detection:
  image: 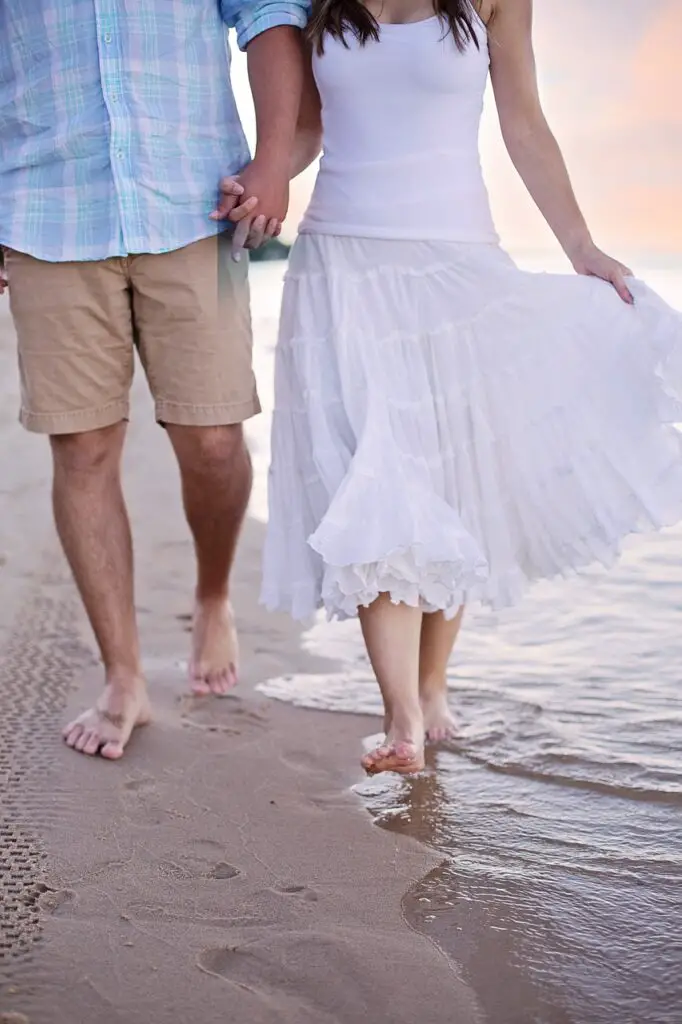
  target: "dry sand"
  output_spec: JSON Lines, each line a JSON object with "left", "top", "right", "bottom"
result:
{"left": 0, "top": 296, "right": 484, "bottom": 1024}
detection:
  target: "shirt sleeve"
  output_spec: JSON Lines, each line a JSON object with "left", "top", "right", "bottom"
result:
{"left": 221, "top": 0, "right": 311, "bottom": 52}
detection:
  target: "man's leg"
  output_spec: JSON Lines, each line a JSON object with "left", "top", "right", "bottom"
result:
{"left": 130, "top": 235, "right": 260, "bottom": 696}
{"left": 55, "top": 425, "right": 150, "bottom": 756}
{"left": 167, "top": 423, "right": 252, "bottom": 695}
{"left": 5, "top": 249, "right": 148, "bottom": 756}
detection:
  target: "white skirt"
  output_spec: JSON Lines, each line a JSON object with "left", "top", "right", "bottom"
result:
{"left": 261, "top": 236, "right": 682, "bottom": 621}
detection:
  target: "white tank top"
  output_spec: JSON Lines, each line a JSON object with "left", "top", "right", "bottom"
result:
{"left": 300, "top": 14, "right": 498, "bottom": 243}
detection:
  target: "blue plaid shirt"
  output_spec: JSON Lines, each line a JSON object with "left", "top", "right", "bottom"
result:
{"left": 0, "top": 0, "right": 309, "bottom": 262}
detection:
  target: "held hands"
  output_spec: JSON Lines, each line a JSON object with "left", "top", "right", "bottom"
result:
{"left": 211, "top": 159, "right": 289, "bottom": 262}
{"left": 567, "top": 240, "right": 635, "bottom": 305}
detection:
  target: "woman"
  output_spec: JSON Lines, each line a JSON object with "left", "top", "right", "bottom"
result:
{"left": 260, "top": 0, "right": 682, "bottom": 775}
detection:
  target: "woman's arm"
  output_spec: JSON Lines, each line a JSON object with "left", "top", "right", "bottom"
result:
{"left": 488, "top": 0, "right": 634, "bottom": 302}
{"left": 290, "top": 42, "right": 323, "bottom": 180}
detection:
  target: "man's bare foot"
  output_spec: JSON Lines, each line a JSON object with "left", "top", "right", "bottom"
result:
{"left": 62, "top": 679, "right": 151, "bottom": 759}
{"left": 189, "top": 597, "right": 239, "bottom": 697}
{"left": 421, "top": 688, "right": 458, "bottom": 743}
{"left": 362, "top": 714, "right": 425, "bottom": 776}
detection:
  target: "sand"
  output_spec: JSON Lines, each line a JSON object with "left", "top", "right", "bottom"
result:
{"left": 0, "top": 296, "right": 484, "bottom": 1024}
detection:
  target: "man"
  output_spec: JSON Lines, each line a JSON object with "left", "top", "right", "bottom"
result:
{"left": 0, "top": 1, "right": 309, "bottom": 759}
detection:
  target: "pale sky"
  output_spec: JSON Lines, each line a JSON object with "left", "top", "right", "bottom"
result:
{"left": 230, "top": 0, "right": 682, "bottom": 253}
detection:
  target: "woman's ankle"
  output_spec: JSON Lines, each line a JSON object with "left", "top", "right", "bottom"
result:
{"left": 419, "top": 674, "right": 448, "bottom": 701}
{"left": 388, "top": 704, "right": 424, "bottom": 740}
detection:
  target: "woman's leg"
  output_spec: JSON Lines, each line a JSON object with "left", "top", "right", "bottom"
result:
{"left": 418, "top": 606, "right": 464, "bottom": 742}
{"left": 358, "top": 595, "right": 425, "bottom": 775}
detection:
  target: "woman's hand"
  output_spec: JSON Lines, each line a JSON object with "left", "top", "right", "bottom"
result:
{"left": 488, "top": 1, "right": 635, "bottom": 308}
{"left": 568, "top": 240, "right": 635, "bottom": 305}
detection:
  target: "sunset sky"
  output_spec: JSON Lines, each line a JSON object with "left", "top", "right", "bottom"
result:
{"left": 230, "top": 0, "right": 681, "bottom": 255}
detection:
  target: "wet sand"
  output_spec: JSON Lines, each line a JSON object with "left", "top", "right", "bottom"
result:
{"left": 0, "top": 296, "right": 483, "bottom": 1023}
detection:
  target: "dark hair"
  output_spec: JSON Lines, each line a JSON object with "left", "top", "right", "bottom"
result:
{"left": 307, "top": 0, "right": 481, "bottom": 54}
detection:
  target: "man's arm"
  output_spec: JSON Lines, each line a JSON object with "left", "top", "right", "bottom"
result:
{"left": 217, "top": 1, "right": 310, "bottom": 247}
{"left": 247, "top": 25, "right": 305, "bottom": 181}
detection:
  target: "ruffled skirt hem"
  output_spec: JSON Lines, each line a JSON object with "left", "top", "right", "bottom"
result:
{"left": 261, "top": 237, "right": 682, "bottom": 621}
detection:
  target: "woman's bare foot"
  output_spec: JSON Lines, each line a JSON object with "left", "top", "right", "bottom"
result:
{"left": 421, "top": 687, "right": 458, "bottom": 743}
{"left": 63, "top": 678, "right": 151, "bottom": 759}
{"left": 362, "top": 737, "right": 425, "bottom": 776}
{"left": 190, "top": 597, "right": 239, "bottom": 696}
{"left": 362, "top": 712, "right": 425, "bottom": 776}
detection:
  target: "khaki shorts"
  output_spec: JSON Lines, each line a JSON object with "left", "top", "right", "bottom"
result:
{"left": 5, "top": 234, "right": 260, "bottom": 434}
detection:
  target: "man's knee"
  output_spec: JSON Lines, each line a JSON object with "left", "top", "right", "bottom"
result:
{"left": 50, "top": 423, "right": 124, "bottom": 476}
{"left": 169, "top": 424, "right": 247, "bottom": 472}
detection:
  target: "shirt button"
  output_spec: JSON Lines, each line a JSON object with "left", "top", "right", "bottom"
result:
{"left": 111, "top": 94, "right": 118, "bottom": 102}
{"left": 104, "top": 33, "right": 112, "bottom": 43}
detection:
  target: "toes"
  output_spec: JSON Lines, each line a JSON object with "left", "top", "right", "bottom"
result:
{"left": 83, "top": 731, "right": 103, "bottom": 756}
{"left": 362, "top": 744, "right": 394, "bottom": 774}
{"left": 425, "top": 722, "right": 457, "bottom": 743}
{"left": 192, "top": 665, "right": 239, "bottom": 697}
{"left": 210, "top": 670, "right": 233, "bottom": 697}
{"left": 363, "top": 741, "right": 424, "bottom": 776}
{"left": 100, "top": 740, "right": 125, "bottom": 760}
{"left": 64, "top": 724, "right": 84, "bottom": 749}
{"left": 362, "top": 745, "right": 390, "bottom": 767}
{"left": 190, "top": 664, "right": 239, "bottom": 697}
{"left": 190, "top": 672, "right": 212, "bottom": 696}
{"left": 74, "top": 729, "right": 92, "bottom": 753}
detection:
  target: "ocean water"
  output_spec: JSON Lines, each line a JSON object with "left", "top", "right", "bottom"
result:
{"left": 248, "top": 254, "right": 682, "bottom": 1024}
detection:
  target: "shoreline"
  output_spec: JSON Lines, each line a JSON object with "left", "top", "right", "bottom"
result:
{"left": 0, "top": 298, "right": 483, "bottom": 1023}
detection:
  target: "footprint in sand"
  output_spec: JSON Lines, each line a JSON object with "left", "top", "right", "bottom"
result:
{"left": 155, "top": 856, "right": 240, "bottom": 882}
{"left": 180, "top": 697, "right": 268, "bottom": 736}
{"left": 123, "top": 774, "right": 156, "bottom": 794}
{"left": 196, "top": 932, "right": 349, "bottom": 1008}
{"left": 197, "top": 946, "right": 241, "bottom": 980}
{"left": 274, "top": 884, "right": 318, "bottom": 902}
{"left": 156, "top": 860, "right": 196, "bottom": 882}
{"left": 306, "top": 791, "right": 354, "bottom": 812}
{"left": 207, "top": 862, "right": 240, "bottom": 880}
{"left": 279, "top": 749, "right": 326, "bottom": 775}
{"left": 190, "top": 838, "right": 223, "bottom": 854}
{"left": 155, "top": 841, "right": 241, "bottom": 882}
{"left": 38, "top": 887, "right": 75, "bottom": 915}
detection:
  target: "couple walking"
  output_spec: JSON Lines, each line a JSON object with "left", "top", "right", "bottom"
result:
{"left": 2, "top": 0, "right": 681, "bottom": 776}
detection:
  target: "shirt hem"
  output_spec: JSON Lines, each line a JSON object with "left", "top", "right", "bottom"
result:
{"left": 0, "top": 223, "right": 232, "bottom": 264}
